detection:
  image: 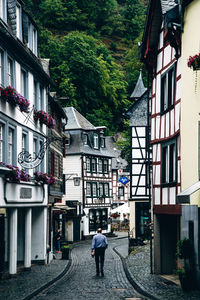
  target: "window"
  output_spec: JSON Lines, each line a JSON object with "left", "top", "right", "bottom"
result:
{"left": 22, "top": 133, "right": 27, "bottom": 152}
{"left": 161, "top": 64, "right": 176, "bottom": 113}
{"left": 103, "top": 159, "right": 108, "bottom": 173}
{"left": 0, "top": 123, "right": 4, "bottom": 162}
{"left": 39, "top": 85, "right": 44, "bottom": 110}
{"left": 104, "top": 183, "right": 109, "bottom": 197}
{"left": 101, "top": 137, "right": 105, "bottom": 148}
{"left": 32, "top": 27, "right": 37, "bottom": 55}
{"left": 0, "top": 0, "right": 6, "bottom": 22}
{"left": 91, "top": 158, "right": 97, "bottom": 173}
{"left": 21, "top": 69, "right": 27, "bottom": 97}
{"left": 89, "top": 209, "right": 108, "bottom": 232}
{"left": 118, "top": 186, "right": 124, "bottom": 197}
{"left": 86, "top": 157, "right": 90, "bottom": 172}
{"left": 94, "top": 133, "right": 98, "bottom": 149}
{"left": 34, "top": 80, "right": 38, "bottom": 109}
{"left": 39, "top": 139, "right": 44, "bottom": 172}
{"left": 162, "top": 140, "right": 176, "bottom": 185}
{"left": 98, "top": 159, "right": 103, "bottom": 173}
{"left": 99, "top": 183, "right": 104, "bottom": 197}
{"left": 7, "top": 58, "right": 14, "bottom": 87}
{"left": 8, "top": 127, "right": 14, "bottom": 164}
{"left": 83, "top": 134, "right": 88, "bottom": 145}
{"left": 0, "top": 50, "right": 4, "bottom": 87}
{"left": 16, "top": 4, "right": 21, "bottom": 39}
{"left": 86, "top": 182, "right": 98, "bottom": 197}
{"left": 86, "top": 183, "right": 91, "bottom": 196}
{"left": 92, "top": 183, "right": 97, "bottom": 197}
{"left": 51, "top": 151, "right": 55, "bottom": 176}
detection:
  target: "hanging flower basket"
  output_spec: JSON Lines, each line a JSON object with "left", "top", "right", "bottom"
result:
{"left": 111, "top": 212, "right": 120, "bottom": 219}
{"left": 0, "top": 162, "right": 31, "bottom": 183}
{"left": 0, "top": 86, "right": 30, "bottom": 112}
{"left": 34, "top": 171, "right": 56, "bottom": 185}
{"left": 187, "top": 54, "right": 200, "bottom": 70}
{"left": 34, "top": 110, "right": 56, "bottom": 129}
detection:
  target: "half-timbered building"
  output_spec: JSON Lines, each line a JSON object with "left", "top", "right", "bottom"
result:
{"left": 105, "top": 135, "right": 130, "bottom": 209}
{"left": 63, "top": 107, "right": 112, "bottom": 239}
{"left": 140, "top": 0, "right": 182, "bottom": 274}
{"left": 0, "top": 1, "right": 52, "bottom": 275}
{"left": 126, "top": 73, "right": 150, "bottom": 239}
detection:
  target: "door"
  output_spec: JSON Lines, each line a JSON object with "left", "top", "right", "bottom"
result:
{"left": 73, "top": 218, "right": 80, "bottom": 242}
{"left": 160, "top": 215, "right": 179, "bottom": 274}
{"left": 0, "top": 214, "right": 5, "bottom": 275}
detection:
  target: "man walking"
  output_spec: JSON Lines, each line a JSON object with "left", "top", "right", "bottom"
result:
{"left": 91, "top": 228, "right": 108, "bottom": 277}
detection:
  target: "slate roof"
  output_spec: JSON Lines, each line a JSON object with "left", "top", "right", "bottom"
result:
{"left": 130, "top": 71, "right": 147, "bottom": 99}
{"left": 105, "top": 136, "right": 128, "bottom": 170}
{"left": 64, "top": 107, "right": 96, "bottom": 131}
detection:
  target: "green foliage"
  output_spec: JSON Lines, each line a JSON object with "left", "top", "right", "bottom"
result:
{"left": 22, "top": 0, "right": 147, "bottom": 134}
{"left": 176, "top": 239, "right": 194, "bottom": 259}
{"left": 115, "top": 120, "right": 131, "bottom": 169}
{"left": 125, "top": 32, "right": 147, "bottom": 95}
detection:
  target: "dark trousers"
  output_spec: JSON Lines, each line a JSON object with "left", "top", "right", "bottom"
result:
{"left": 95, "top": 247, "right": 105, "bottom": 274}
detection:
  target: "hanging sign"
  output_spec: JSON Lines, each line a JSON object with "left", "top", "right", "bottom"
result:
{"left": 119, "top": 176, "right": 129, "bottom": 185}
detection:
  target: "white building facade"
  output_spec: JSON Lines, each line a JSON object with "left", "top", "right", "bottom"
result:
{"left": 0, "top": 1, "right": 52, "bottom": 275}
{"left": 63, "top": 107, "right": 112, "bottom": 239}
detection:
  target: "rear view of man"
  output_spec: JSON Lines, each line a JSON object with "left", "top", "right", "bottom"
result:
{"left": 91, "top": 228, "right": 108, "bottom": 277}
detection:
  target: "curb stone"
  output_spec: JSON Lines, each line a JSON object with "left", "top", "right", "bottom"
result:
{"left": 22, "top": 258, "right": 72, "bottom": 300}
{"left": 113, "top": 246, "right": 159, "bottom": 300}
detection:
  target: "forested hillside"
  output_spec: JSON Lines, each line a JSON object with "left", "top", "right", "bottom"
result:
{"left": 23, "top": 0, "right": 147, "bottom": 135}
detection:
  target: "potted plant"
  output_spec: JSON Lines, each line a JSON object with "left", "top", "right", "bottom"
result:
{"left": 61, "top": 245, "right": 72, "bottom": 260}
{"left": 176, "top": 238, "right": 195, "bottom": 291}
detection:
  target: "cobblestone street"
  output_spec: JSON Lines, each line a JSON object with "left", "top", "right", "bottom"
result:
{"left": 32, "top": 238, "right": 144, "bottom": 300}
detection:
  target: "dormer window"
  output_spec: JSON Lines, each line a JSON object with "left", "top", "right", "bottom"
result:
{"left": 101, "top": 137, "right": 105, "bottom": 148}
{"left": 83, "top": 134, "right": 88, "bottom": 145}
{"left": 94, "top": 133, "right": 98, "bottom": 149}
{"left": 0, "top": 0, "right": 7, "bottom": 22}
{"left": 16, "top": 3, "right": 22, "bottom": 40}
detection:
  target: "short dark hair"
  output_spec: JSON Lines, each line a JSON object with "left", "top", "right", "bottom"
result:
{"left": 97, "top": 228, "right": 102, "bottom": 233}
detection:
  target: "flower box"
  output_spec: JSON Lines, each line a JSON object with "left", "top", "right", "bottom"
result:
{"left": 34, "top": 110, "right": 56, "bottom": 129}
{"left": 0, "top": 162, "right": 31, "bottom": 183}
{"left": 0, "top": 86, "right": 30, "bottom": 112}
{"left": 188, "top": 53, "right": 200, "bottom": 70}
{"left": 34, "top": 171, "right": 56, "bottom": 185}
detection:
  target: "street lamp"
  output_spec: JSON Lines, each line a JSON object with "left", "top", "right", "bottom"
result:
{"left": 65, "top": 173, "right": 81, "bottom": 186}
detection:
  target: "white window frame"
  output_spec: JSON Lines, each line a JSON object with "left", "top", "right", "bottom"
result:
{"left": 7, "top": 57, "right": 14, "bottom": 87}
{"left": 16, "top": 3, "right": 22, "bottom": 40}
{"left": 0, "top": 122, "right": 4, "bottom": 162}
{"left": 98, "top": 159, "right": 103, "bottom": 173}
{"left": 0, "top": 50, "right": 4, "bottom": 87}
{"left": 94, "top": 133, "right": 98, "bottom": 149}
{"left": 0, "top": 0, "right": 7, "bottom": 22}
{"left": 86, "top": 158, "right": 90, "bottom": 172}
{"left": 86, "top": 182, "right": 91, "bottom": 196}
{"left": 8, "top": 127, "right": 14, "bottom": 165}
{"left": 21, "top": 69, "right": 28, "bottom": 97}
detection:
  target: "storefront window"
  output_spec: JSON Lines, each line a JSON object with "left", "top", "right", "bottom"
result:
{"left": 89, "top": 208, "right": 108, "bottom": 232}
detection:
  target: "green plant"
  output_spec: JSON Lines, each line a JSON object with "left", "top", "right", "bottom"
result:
{"left": 176, "top": 238, "right": 194, "bottom": 259}
{"left": 61, "top": 245, "right": 72, "bottom": 249}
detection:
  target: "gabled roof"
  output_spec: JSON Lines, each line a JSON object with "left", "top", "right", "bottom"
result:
{"left": 140, "top": 0, "right": 178, "bottom": 63}
{"left": 130, "top": 71, "right": 147, "bottom": 99}
{"left": 64, "top": 107, "right": 96, "bottom": 131}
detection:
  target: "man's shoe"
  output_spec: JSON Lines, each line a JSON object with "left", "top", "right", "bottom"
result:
{"left": 96, "top": 273, "right": 99, "bottom": 277}
{"left": 101, "top": 271, "right": 104, "bottom": 277}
